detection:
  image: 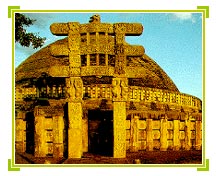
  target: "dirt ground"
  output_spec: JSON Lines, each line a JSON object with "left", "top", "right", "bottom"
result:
{"left": 16, "top": 150, "right": 202, "bottom": 165}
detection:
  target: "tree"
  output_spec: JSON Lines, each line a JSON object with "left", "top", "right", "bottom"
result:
{"left": 15, "top": 13, "right": 46, "bottom": 49}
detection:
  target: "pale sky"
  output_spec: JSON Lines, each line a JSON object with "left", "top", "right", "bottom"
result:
{"left": 15, "top": 12, "right": 202, "bottom": 99}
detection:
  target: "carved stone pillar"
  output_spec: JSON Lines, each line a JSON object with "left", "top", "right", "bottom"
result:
{"left": 173, "top": 119, "right": 180, "bottom": 150}
{"left": 15, "top": 111, "right": 26, "bottom": 153}
{"left": 113, "top": 101, "right": 126, "bottom": 158}
{"left": 53, "top": 115, "right": 64, "bottom": 158}
{"left": 185, "top": 117, "right": 191, "bottom": 150}
{"left": 130, "top": 116, "right": 139, "bottom": 152}
{"left": 66, "top": 22, "right": 83, "bottom": 158}
{"left": 146, "top": 118, "right": 153, "bottom": 151}
{"left": 66, "top": 77, "right": 83, "bottom": 158}
{"left": 160, "top": 117, "right": 168, "bottom": 151}
{"left": 114, "top": 24, "right": 126, "bottom": 75}
{"left": 34, "top": 109, "right": 46, "bottom": 157}
{"left": 68, "top": 102, "right": 83, "bottom": 158}
{"left": 112, "top": 78, "right": 128, "bottom": 158}
{"left": 195, "top": 120, "right": 202, "bottom": 150}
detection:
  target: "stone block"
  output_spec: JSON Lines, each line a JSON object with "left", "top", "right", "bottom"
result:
{"left": 138, "top": 120, "right": 146, "bottom": 129}
{"left": 53, "top": 143, "right": 64, "bottom": 158}
{"left": 153, "top": 140, "right": 160, "bottom": 150}
{"left": 167, "top": 130, "right": 173, "bottom": 140}
{"left": 138, "top": 130, "right": 146, "bottom": 140}
{"left": 179, "top": 131, "right": 185, "bottom": 140}
{"left": 44, "top": 118, "right": 53, "bottom": 130}
{"left": 152, "top": 120, "right": 160, "bottom": 129}
{"left": 153, "top": 130, "right": 160, "bottom": 139}
{"left": 167, "top": 140, "right": 174, "bottom": 150}
{"left": 167, "top": 121, "right": 174, "bottom": 130}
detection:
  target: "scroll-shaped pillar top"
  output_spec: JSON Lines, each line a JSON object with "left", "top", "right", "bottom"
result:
{"left": 50, "top": 15, "right": 143, "bottom": 36}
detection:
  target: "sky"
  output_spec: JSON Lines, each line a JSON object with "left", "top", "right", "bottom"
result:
{"left": 15, "top": 12, "right": 202, "bottom": 99}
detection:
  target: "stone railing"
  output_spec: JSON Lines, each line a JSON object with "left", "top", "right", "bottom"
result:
{"left": 125, "top": 113, "right": 202, "bottom": 151}
{"left": 83, "top": 85, "right": 202, "bottom": 110}
{"left": 16, "top": 84, "right": 202, "bottom": 110}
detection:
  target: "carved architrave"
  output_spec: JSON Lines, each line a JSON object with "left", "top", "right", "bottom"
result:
{"left": 34, "top": 106, "right": 64, "bottom": 117}
{"left": 114, "top": 23, "right": 127, "bottom": 33}
{"left": 114, "top": 23, "right": 143, "bottom": 36}
{"left": 50, "top": 23, "right": 69, "bottom": 35}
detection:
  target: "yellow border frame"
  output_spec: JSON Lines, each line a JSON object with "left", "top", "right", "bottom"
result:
{"left": 8, "top": 6, "right": 209, "bottom": 171}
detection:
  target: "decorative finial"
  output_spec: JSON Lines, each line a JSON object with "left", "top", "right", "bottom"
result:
{"left": 89, "top": 14, "right": 101, "bottom": 23}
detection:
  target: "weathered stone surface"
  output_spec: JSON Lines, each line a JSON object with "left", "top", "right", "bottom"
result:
{"left": 146, "top": 119, "right": 153, "bottom": 151}
{"left": 34, "top": 106, "right": 64, "bottom": 116}
{"left": 68, "top": 102, "right": 83, "bottom": 158}
{"left": 130, "top": 116, "right": 139, "bottom": 152}
{"left": 34, "top": 115, "right": 46, "bottom": 157}
{"left": 114, "top": 23, "right": 143, "bottom": 36}
{"left": 82, "top": 118, "right": 88, "bottom": 152}
{"left": 185, "top": 119, "right": 192, "bottom": 150}
{"left": 160, "top": 119, "right": 168, "bottom": 151}
{"left": 15, "top": 113, "right": 26, "bottom": 152}
{"left": 53, "top": 115, "right": 64, "bottom": 157}
{"left": 50, "top": 23, "right": 69, "bottom": 35}
{"left": 195, "top": 121, "right": 202, "bottom": 150}
{"left": 113, "top": 101, "right": 126, "bottom": 158}
{"left": 173, "top": 120, "right": 180, "bottom": 150}
{"left": 50, "top": 44, "right": 68, "bottom": 56}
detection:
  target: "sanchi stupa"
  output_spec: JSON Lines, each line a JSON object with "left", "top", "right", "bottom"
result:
{"left": 15, "top": 14, "right": 202, "bottom": 160}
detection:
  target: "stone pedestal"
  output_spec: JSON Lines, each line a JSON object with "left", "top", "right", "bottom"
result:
{"left": 173, "top": 120, "right": 180, "bottom": 150}
{"left": 34, "top": 115, "right": 46, "bottom": 157}
{"left": 68, "top": 102, "right": 83, "bottom": 158}
{"left": 146, "top": 118, "right": 153, "bottom": 151}
{"left": 53, "top": 115, "right": 64, "bottom": 157}
{"left": 160, "top": 118, "right": 168, "bottom": 151}
{"left": 15, "top": 111, "right": 26, "bottom": 153}
{"left": 113, "top": 101, "right": 126, "bottom": 158}
{"left": 195, "top": 120, "right": 202, "bottom": 150}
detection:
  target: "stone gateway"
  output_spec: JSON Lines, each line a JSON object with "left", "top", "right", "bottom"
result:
{"left": 15, "top": 15, "right": 202, "bottom": 161}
